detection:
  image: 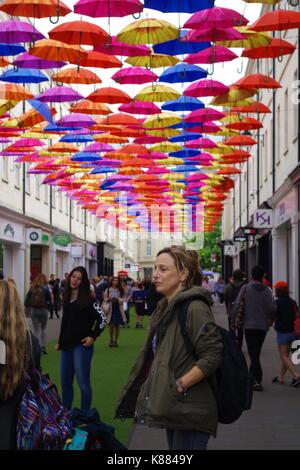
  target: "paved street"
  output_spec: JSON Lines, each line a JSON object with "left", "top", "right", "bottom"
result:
{"left": 128, "top": 302, "right": 300, "bottom": 450}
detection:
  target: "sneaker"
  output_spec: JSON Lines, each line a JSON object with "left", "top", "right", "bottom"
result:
{"left": 109, "top": 341, "right": 114, "bottom": 347}
{"left": 253, "top": 382, "right": 263, "bottom": 391}
{"left": 291, "top": 377, "right": 300, "bottom": 387}
{"left": 136, "top": 323, "right": 139, "bottom": 328}
{"left": 41, "top": 347, "right": 47, "bottom": 355}
{"left": 272, "top": 376, "right": 285, "bottom": 385}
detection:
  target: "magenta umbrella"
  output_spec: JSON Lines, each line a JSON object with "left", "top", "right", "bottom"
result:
{"left": 74, "top": 0, "right": 143, "bottom": 18}
{"left": 0, "top": 137, "right": 12, "bottom": 143}
{"left": 119, "top": 100, "right": 161, "bottom": 115}
{"left": 134, "top": 135, "right": 165, "bottom": 144}
{"left": 185, "top": 45, "right": 238, "bottom": 64}
{"left": 94, "top": 36, "right": 150, "bottom": 57}
{"left": 9, "top": 138, "right": 45, "bottom": 147}
{"left": 56, "top": 113, "right": 96, "bottom": 128}
{"left": 84, "top": 142, "right": 114, "bottom": 152}
{"left": 0, "top": 20, "right": 45, "bottom": 43}
{"left": 186, "top": 137, "right": 217, "bottom": 149}
{"left": 182, "top": 27, "right": 244, "bottom": 43}
{"left": 35, "top": 86, "right": 84, "bottom": 103}
{"left": 187, "top": 122, "right": 221, "bottom": 133}
{"left": 185, "top": 108, "right": 225, "bottom": 123}
{"left": 13, "top": 52, "right": 66, "bottom": 69}
{"left": 112, "top": 67, "right": 158, "bottom": 85}
{"left": 183, "top": 7, "right": 249, "bottom": 29}
{"left": 184, "top": 79, "right": 229, "bottom": 97}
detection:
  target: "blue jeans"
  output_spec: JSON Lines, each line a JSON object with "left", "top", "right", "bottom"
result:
{"left": 166, "top": 429, "right": 210, "bottom": 450}
{"left": 61, "top": 344, "right": 94, "bottom": 411}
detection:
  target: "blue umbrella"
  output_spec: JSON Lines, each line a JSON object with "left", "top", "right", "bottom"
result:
{"left": 144, "top": 0, "right": 214, "bottom": 13}
{"left": 0, "top": 68, "right": 48, "bottom": 84}
{"left": 170, "top": 121, "right": 201, "bottom": 130}
{"left": 91, "top": 168, "right": 117, "bottom": 174}
{"left": 162, "top": 96, "right": 204, "bottom": 112}
{"left": 0, "top": 43, "right": 26, "bottom": 56}
{"left": 170, "top": 148, "right": 201, "bottom": 158}
{"left": 71, "top": 152, "right": 101, "bottom": 162}
{"left": 159, "top": 63, "right": 208, "bottom": 84}
{"left": 154, "top": 30, "right": 211, "bottom": 55}
{"left": 169, "top": 132, "right": 202, "bottom": 143}
{"left": 60, "top": 134, "right": 94, "bottom": 143}
{"left": 44, "top": 124, "right": 76, "bottom": 132}
{"left": 172, "top": 165, "right": 199, "bottom": 172}
{"left": 28, "top": 99, "right": 54, "bottom": 124}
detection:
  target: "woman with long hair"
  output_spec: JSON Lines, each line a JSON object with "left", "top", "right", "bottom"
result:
{"left": 104, "top": 276, "right": 127, "bottom": 347}
{"left": 57, "top": 266, "right": 106, "bottom": 411}
{"left": 0, "top": 280, "right": 40, "bottom": 449}
{"left": 24, "top": 273, "right": 51, "bottom": 354}
{"left": 116, "top": 246, "right": 223, "bottom": 450}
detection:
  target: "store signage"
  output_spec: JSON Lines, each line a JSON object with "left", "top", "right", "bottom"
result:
{"left": 70, "top": 243, "right": 84, "bottom": 258}
{"left": 224, "top": 245, "right": 239, "bottom": 257}
{"left": 253, "top": 209, "right": 273, "bottom": 229}
{"left": 53, "top": 233, "right": 72, "bottom": 247}
{"left": 243, "top": 228, "right": 258, "bottom": 235}
{"left": 0, "top": 221, "right": 23, "bottom": 243}
{"left": 26, "top": 228, "right": 42, "bottom": 244}
{"left": 234, "top": 236, "right": 247, "bottom": 243}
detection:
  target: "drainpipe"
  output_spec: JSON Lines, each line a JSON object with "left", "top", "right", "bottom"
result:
{"left": 272, "top": 5, "right": 276, "bottom": 193}
{"left": 298, "top": 27, "right": 300, "bottom": 163}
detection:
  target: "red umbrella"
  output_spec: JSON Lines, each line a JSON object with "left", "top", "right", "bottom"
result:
{"left": 49, "top": 20, "right": 109, "bottom": 47}
{"left": 225, "top": 117, "right": 263, "bottom": 131}
{"left": 52, "top": 67, "right": 101, "bottom": 85}
{"left": 80, "top": 51, "right": 121, "bottom": 68}
{"left": 250, "top": 10, "right": 300, "bottom": 32}
{"left": 87, "top": 87, "right": 132, "bottom": 104}
{"left": 0, "top": 0, "right": 71, "bottom": 18}
{"left": 234, "top": 73, "right": 281, "bottom": 89}
{"left": 224, "top": 135, "right": 257, "bottom": 146}
{"left": 241, "top": 38, "right": 296, "bottom": 59}
{"left": 231, "top": 101, "right": 271, "bottom": 114}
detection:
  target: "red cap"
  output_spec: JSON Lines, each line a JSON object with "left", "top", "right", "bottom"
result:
{"left": 273, "top": 281, "right": 288, "bottom": 291}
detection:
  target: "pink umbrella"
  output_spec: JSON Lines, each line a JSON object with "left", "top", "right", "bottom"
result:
{"left": 0, "top": 19, "right": 45, "bottom": 43}
{"left": 9, "top": 138, "right": 45, "bottom": 147}
{"left": 74, "top": 0, "right": 143, "bottom": 18}
{"left": 146, "top": 167, "right": 171, "bottom": 174}
{"left": 182, "top": 27, "right": 244, "bottom": 43}
{"left": 56, "top": 113, "right": 96, "bottom": 128}
{"left": 133, "top": 135, "right": 165, "bottom": 144}
{"left": 185, "top": 45, "right": 238, "bottom": 65}
{"left": 183, "top": 7, "right": 249, "bottom": 30}
{"left": 186, "top": 172, "right": 209, "bottom": 181}
{"left": 186, "top": 137, "right": 217, "bottom": 149}
{"left": 184, "top": 79, "right": 229, "bottom": 97}
{"left": 35, "top": 86, "right": 84, "bottom": 103}
{"left": 84, "top": 142, "right": 114, "bottom": 152}
{"left": 185, "top": 108, "right": 225, "bottom": 123}
{"left": 94, "top": 36, "right": 150, "bottom": 57}
{"left": 119, "top": 100, "right": 161, "bottom": 115}
{"left": 112, "top": 67, "right": 158, "bottom": 85}
{"left": 187, "top": 122, "right": 221, "bottom": 133}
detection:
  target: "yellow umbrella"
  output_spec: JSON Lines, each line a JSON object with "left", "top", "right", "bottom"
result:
{"left": 145, "top": 128, "right": 181, "bottom": 138}
{"left": 216, "top": 27, "right": 272, "bottom": 49}
{"left": 0, "top": 99, "right": 18, "bottom": 116}
{"left": 210, "top": 86, "right": 257, "bottom": 106}
{"left": 150, "top": 142, "right": 182, "bottom": 153}
{"left": 214, "top": 127, "right": 240, "bottom": 137}
{"left": 209, "top": 144, "right": 236, "bottom": 154}
{"left": 243, "top": 0, "right": 280, "bottom": 3}
{"left": 125, "top": 53, "right": 179, "bottom": 68}
{"left": 117, "top": 18, "right": 179, "bottom": 45}
{"left": 159, "top": 157, "right": 184, "bottom": 166}
{"left": 163, "top": 172, "right": 185, "bottom": 180}
{"left": 135, "top": 84, "right": 181, "bottom": 102}
{"left": 143, "top": 112, "right": 182, "bottom": 129}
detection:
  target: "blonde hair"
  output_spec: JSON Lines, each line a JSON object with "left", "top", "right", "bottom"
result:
{"left": 0, "top": 281, "right": 29, "bottom": 400}
{"left": 156, "top": 245, "right": 202, "bottom": 288}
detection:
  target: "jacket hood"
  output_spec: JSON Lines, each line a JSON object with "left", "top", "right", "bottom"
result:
{"left": 249, "top": 281, "right": 268, "bottom": 292}
{"left": 157, "top": 286, "right": 213, "bottom": 313}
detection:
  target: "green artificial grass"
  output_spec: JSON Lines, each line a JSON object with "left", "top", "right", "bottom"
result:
{"left": 41, "top": 316, "right": 149, "bottom": 447}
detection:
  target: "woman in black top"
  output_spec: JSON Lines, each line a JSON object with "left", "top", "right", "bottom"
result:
{"left": 57, "top": 266, "right": 106, "bottom": 411}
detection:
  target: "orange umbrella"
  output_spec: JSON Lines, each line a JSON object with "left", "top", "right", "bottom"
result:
{"left": 48, "top": 143, "right": 78, "bottom": 153}
{"left": 242, "top": 38, "right": 296, "bottom": 59}
{"left": 80, "top": 51, "right": 121, "bottom": 69}
{"left": 0, "top": 57, "right": 11, "bottom": 67}
{"left": 0, "top": 0, "right": 71, "bottom": 18}
{"left": 17, "top": 107, "right": 57, "bottom": 127}
{"left": 230, "top": 101, "right": 271, "bottom": 114}
{"left": 234, "top": 73, "right": 281, "bottom": 89}
{"left": 87, "top": 87, "right": 132, "bottom": 104}
{"left": 92, "top": 124, "right": 123, "bottom": 132}
{"left": 217, "top": 167, "right": 241, "bottom": 175}
{"left": 30, "top": 40, "right": 87, "bottom": 65}
{"left": 52, "top": 67, "right": 101, "bottom": 85}
{"left": 95, "top": 133, "right": 129, "bottom": 144}
{"left": 112, "top": 127, "right": 145, "bottom": 138}
{"left": 250, "top": 10, "right": 300, "bottom": 32}
{"left": 70, "top": 100, "right": 111, "bottom": 115}
{"left": 0, "top": 83, "right": 33, "bottom": 100}
{"left": 225, "top": 117, "right": 263, "bottom": 131}
{"left": 49, "top": 20, "right": 109, "bottom": 46}
{"left": 97, "top": 113, "right": 140, "bottom": 127}
{"left": 224, "top": 135, "right": 257, "bottom": 146}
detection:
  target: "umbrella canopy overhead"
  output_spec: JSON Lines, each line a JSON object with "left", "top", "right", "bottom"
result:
{"left": 250, "top": 10, "right": 300, "bottom": 32}
{"left": 49, "top": 20, "right": 109, "bottom": 46}
{"left": 52, "top": 67, "right": 102, "bottom": 85}
{"left": 153, "top": 30, "right": 211, "bottom": 56}
{"left": 117, "top": 18, "right": 179, "bottom": 45}
{"left": 135, "top": 84, "right": 181, "bottom": 102}
{"left": 0, "top": 19, "right": 44, "bottom": 43}
{"left": 159, "top": 63, "right": 208, "bottom": 84}
{"left": 144, "top": 0, "right": 214, "bottom": 13}
{"left": 0, "top": 68, "right": 49, "bottom": 84}
{"left": 242, "top": 38, "right": 296, "bottom": 59}
{"left": 183, "top": 7, "right": 249, "bottom": 29}
{"left": 35, "top": 86, "right": 83, "bottom": 103}
{"left": 125, "top": 53, "right": 180, "bottom": 68}
{"left": 185, "top": 45, "right": 238, "bottom": 64}
{"left": 87, "top": 87, "right": 132, "bottom": 104}
{"left": 94, "top": 37, "right": 150, "bottom": 57}
{"left": 74, "top": 0, "right": 144, "bottom": 18}
{"left": 0, "top": 0, "right": 71, "bottom": 18}
{"left": 112, "top": 67, "right": 158, "bottom": 85}
{"left": 13, "top": 52, "right": 66, "bottom": 69}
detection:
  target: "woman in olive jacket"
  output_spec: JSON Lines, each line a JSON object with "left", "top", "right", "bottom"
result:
{"left": 116, "top": 246, "right": 223, "bottom": 451}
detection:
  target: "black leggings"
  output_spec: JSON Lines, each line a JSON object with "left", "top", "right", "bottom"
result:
{"left": 245, "top": 329, "right": 267, "bottom": 384}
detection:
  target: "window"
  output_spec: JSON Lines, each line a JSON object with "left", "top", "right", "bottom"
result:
{"left": 65, "top": 196, "right": 69, "bottom": 215}
{"left": 35, "top": 175, "right": 40, "bottom": 199}
{"left": 15, "top": 163, "right": 21, "bottom": 188}
{"left": 276, "top": 104, "right": 280, "bottom": 164}
{"left": 2, "top": 157, "right": 8, "bottom": 182}
{"left": 51, "top": 187, "right": 56, "bottom": 208}
{"left": 59, "top": 190, "right": 63, "bottom": 212}
{"left": 284, "top": 88, "right": 289, "bottom": 154}
{"left": 293, "top": 69, "right": 298, "bottom": 141}
{"left": 81, "top": 208, "right": 84, "bottom": 224}
{"left": 44, "top": 184, "right": 48, "bottom": 204}
{"left": 146, "top": 239, "right": 152, "bottom": 257}
{"left": 264, "top": 129, "right": 268, "bottom": 181}
{"left": 25, "top": 164, "right": 31, "bottom": 194}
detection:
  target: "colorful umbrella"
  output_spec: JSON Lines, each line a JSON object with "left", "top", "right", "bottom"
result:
{"left": 230, "top": 101, "right": 271, "bottom": 113}
{"left": 225, "top": 117, "right": 263, "bottom": 131}
{"left": 0, "top": 43, "right": 26, "bottom": 56}
{"left": 70, "top": 100, "right": 111, "bottom": 115}
{"left": 35, "top": 86, "right": 83, "bottom": 103}
{"left": 143, "top": 112, "right": 182, "bottom": 129}
{"left": 126, "top": 54, "right": 180, "bottom": 69}
{"left": 0, "top": 58, "right": 11, "bottom": 67}
{"left": 28, "top": 99, "right": 55, "bottom": 124}
{"left": 52, "top": 67, "right": 102, "bottom": 85}
{"left": 74, "top": 0, "right": 143, "bottom": 18}
{"left": 0, "top": 83, "right": 33, "bottom": 100}
{"left": 185, "top": 108, "right": 225, "bottom": 123}
{"left": 0, "top": 68, "right": 49, "bottom": 84}
{"left": 49, "top": 20, "right": 109, "bottom": 46}
{"left": 117, "top": 18, "right": 179, "bottom": 45}
{"left": 153, "top": 30, "right": 210, "bottom": 55}
{"left": 119, "top": 100, "right": 160, "bottom": 115}
{"left": 112, "top": 67, "right": 158, "bottom": 85}
{"left": 159, "top": 63, "right": 207, "bottom": 84}
{"left": 216, "top": 27, "right": 272, "bottom": 48}
{"left": 0, "top": 0, "right": 71, "bottom": 18}
{"left": 210, "top": 86, "right": 257, "bottom": 106}
{"left": 87, "top": 87, "right": 132, "bottom": 104}
{"left": 0, "top": 19, "right": 44, "bottom": 43}
{"left": 185, "top": 45, "right": 238, "bottom": 64}
{"left": 186, "top": 137, "right": 217, "bottom": 149}
{"left": 184, "top": 79, "right": 229, "bottom": 98}
{"left": 56, "top": 114, "right": 96, "bottom": 128}
{"left": 162, "top": 96, "right": 204, "bottom": 112}
{"left": 135, "top": 84, "right": 181, "bottom": 102}
{"left": 183, "top": 7, "right": 249, "bottom": 29}
{"left": 13, "top": 52, "right": 66, "bottom": 69}
{"left": 250, "top": 10, "right": 300, "bottom": 32}
{"left": 242, "top": 38, "right": 296, "bottom": 59}
{"left": 234, "top": 73, "right": 281, "bottom": 89}
{"left": 224, "top": 135, "right": 257, "bottom": 146}
{"left": 80, "top": 51, "right": 121, "bottom": 68}
{"left": 182, "top": 27, "right": 244, "bottom": 43}
{"left": 30, "top": 40, "right": 87, "bottom": 65}
{"left": 144, "top": 0, "right": 213, "bottom": 12}
{"left": 94, "top": 37, "right": 150, "bottom": 57}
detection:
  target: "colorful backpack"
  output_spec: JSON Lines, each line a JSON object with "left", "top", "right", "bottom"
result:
{"left": 30, "top": 286, "right": 46, "bottom": 309}
{"left": 17, "top": 369, "right": 73, "bottom": 450}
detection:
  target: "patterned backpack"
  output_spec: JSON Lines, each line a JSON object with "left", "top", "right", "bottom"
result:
{"left": 17, "top": 369, "right": 73, "bottom": 450}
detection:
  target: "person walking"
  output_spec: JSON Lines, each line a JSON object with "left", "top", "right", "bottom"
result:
{"left": 56, "top": 266, "right": 106, "bottom": 411}
{"left": 232, "top": 265, "right": 275, "bottom": 392}
{"left": 224, "top": 269, "right": 246, "bottom": 348}
{"left": 132, "top": 282, "right": 147, "bottom": 328}
{"left": 24, "top": 273, "right": 52, "bottom": 354}
{"left": 104, "top": 276, "right": 127, "bottom": 347}
{"left": 271, "top": 281, "right": 300, "bottom": 387}
{"left": 145, "top": 281, "right": 164, "bottom": 316}
{"left": 0, "top": 280, "right": 41, "bottom": 449}
{"left": 116, "top": 246, "right": 223, "bottom": 451}
{"left": 215, "top": 277, "right": 225, "bottom": 303}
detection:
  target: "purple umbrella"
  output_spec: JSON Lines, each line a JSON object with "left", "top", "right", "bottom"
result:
{"left": 35, "top": 86, "right": 84, "bottom": 103}
{"left": 56, "top": 113, "right": 96, "bottom": 128}
{"left": 0, "top": 20, "right": 44, "bottom": 43}
{"left": 0, "top": 137, "right": 12, "bottom": 143}
{"left": 13, "top": 52, "right": 66, "bottom": 70}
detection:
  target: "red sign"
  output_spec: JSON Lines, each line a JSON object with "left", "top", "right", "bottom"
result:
{"left": 117, "top": 270, "right": 128, "bottom": 277}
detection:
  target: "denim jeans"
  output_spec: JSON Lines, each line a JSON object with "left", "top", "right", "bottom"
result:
{"left": 166, "top": 429, "right": 210, "bottom": 450}
{"left": 61, "top": 344, "right": 94, "bottom": 411}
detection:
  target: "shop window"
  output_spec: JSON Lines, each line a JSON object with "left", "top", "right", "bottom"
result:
{"left": 146, "top": 239, "right": 152, "bottom": 257}
{"left": 2, "top": 157, "right": 8, "bottom": 182}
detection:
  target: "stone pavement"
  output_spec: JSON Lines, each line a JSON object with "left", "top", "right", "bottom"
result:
{"left": 128, "top": 302, "right": 300, "bottom": 450}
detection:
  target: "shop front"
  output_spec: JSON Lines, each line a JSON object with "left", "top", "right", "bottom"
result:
{"left": 86, "top": 243, "right": 98, "bottom": 278}
{"left": 0, "top": 217, "right": 25, "bottom": 297}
